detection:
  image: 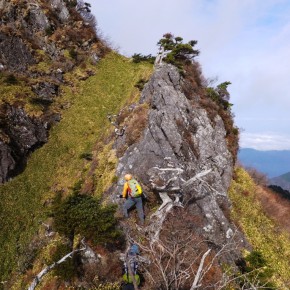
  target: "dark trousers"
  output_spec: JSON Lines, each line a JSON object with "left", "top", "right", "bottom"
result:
{"left": 123, "top": 196, "right": 144, "bottom": 224}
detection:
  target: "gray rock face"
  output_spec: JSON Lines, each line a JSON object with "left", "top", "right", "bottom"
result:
{"left": 0, "top": 104, "right": 60, "bottom": 182}
{"left": 32, "top": 82, "right": 59, "bottom": 102}
{"left": 50, "top": 0, "right": 70, "bottom": 22}
{"left": 0, "top": 142, "right": 15, "bottom": 183}
{"left": 27, "top": 1, "right": 50, "bottom": 30}
{"left": 115, "top": 64, "right": 244, "bottom": 252}
{"left": 0, "top": 33, "right": 35, "bottom": 72}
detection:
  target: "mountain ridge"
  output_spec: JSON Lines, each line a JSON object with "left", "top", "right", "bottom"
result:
{"left": 238, "top": 147, "right": 290, "bottom": 178}
{"left": 1, "top": 1, "right": 290, "bottom": 289}
{"left": 270, "top": 171, "right": 290, "bottom": 191}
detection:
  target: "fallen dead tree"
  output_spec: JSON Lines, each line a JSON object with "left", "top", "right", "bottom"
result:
{"left": 28, "top": 239, "right": 86, "bottom": 290}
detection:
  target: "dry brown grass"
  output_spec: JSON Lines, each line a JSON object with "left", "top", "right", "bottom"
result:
{"left": 256, "top": 186, "right": 290, "bottom": 233}
{"left": 245, "top": 167, "right": 269, "bottom": 186}
{"left": 182, "top": 61, "right": 206, "bottom": 100}
{"left": 125, "top": 104, "right": 149, "bottom": 146}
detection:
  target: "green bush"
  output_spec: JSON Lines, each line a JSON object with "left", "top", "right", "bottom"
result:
{"left": 79, "top": 152, "right": 93, "bottom": 160}
{"left": 4, "top": 74, "right": 18, "bottom": 85}
{"left": 132, "top": 53, "right": 155, "bottom": 64}
{"left": 69, "top": 49, "right": 78, "bottom": 60}
{"left": 45, "top": 26, "right": 54, "bottom": 36}
{"left": 53, "top": 194, "right": 120, "bottom": 244}
{"left": 134, "top": 78, "right": 148, "bottom": 91}
{"left": 157, "top": 33, "right": 199, "bottom": 69}
{"left": 206, "top": 81, "right": 233, "bottom": 110}
{"left": 64, "top": 0, "right": 77, "bottom": 8}
{"left": 237, "top": 250, "right": 276, "bottom": 289}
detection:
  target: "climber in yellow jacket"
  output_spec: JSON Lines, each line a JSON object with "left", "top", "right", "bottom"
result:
{"left": 119, "top": 174, "right": 145, "bottom": 225}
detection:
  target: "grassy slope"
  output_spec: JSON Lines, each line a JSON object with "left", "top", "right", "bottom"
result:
{"left": 229, "top": 167, "right": 290, "bottom": 288}
{"left": 0, "top": 52, "right": 153, "bottom": 281}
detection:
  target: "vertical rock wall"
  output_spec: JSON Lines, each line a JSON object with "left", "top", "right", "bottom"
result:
{"left": 114, "top": 64, "right": 245, "bottom": 256}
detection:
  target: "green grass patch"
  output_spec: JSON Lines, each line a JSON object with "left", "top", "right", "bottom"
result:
{"left": 229, "top": 167, "right": 290, "bottom": 288}
{"left": 0, "top": 52, "right": 153, "bottom": 281}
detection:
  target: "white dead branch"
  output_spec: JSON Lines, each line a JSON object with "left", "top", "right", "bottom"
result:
{"left": 148, "top": 168, "right": 212, "bottom": 244}
{"left": 182, "top": 169, "right": 212, "bottom": 188}
{"left": 190, "top": 249, "right": 211, "bottom": 289}
{"left": 27, "top": 239, "right": 86, "bottom": 290}
{"left": 107, "top": 113, "right": 125, "bottom": 136}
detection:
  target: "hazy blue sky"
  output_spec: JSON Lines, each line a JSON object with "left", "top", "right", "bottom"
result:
{"left": 87, "top": 0, "right": 290, "bottom": 150}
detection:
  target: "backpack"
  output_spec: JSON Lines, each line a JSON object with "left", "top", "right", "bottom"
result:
{"left": 129, "top": 244, "right": 140, "bottom": 256}
{"left": 122, "top": 273, "right": 140, "bottom": 285}
{"left": 122, "top": 258, "right": 140, "bottom": 285}
{"left": 127, "top": 179, "right": 142, "bottom": 197}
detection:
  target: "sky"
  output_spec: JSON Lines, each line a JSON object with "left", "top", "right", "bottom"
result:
{"left": 87, "top": 0, "right": 290, "bottom": 151}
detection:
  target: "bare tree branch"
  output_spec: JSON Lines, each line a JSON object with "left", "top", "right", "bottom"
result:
{"left": 190, "top": 249, "right": 211, "bottom": 289}
{"left": 28, "top": 239, "right": 86, "bottom": 290}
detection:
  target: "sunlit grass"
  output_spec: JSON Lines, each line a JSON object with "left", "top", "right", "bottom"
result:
{"left": 0, "top": 52, "right": 153, "bottom": 280}
{"left": 229, "top": 167, "right": 290, "bottom": 288}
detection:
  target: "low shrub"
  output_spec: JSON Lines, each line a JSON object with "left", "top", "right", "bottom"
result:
{"left": 50, "top": 243, "right": 75, "bottom": 280}
{"left": 69, "top": 48, "right": 78, "bottom": 60}
{"left": 79, "top": 152, "right": 93, "bottom": 160}
{"left": 5, "top": 74, "right": 18, "bottom": 85}
{"left": 245, "top": 167, "right": 268, "bottom": 186}
{"left": 53, "top": 193, "right": 120, "bottom": 245}
{"left": 237, "top": 250, "right": 275, "bottom": 289}
{"left": 125, "top": 104, "right": 149, "bottom": 146}
{"left": 134, "top": 78, "right": 148, "bottom": 91}
{"left": 132, "top": 53, "right": 155, "bottom": 64}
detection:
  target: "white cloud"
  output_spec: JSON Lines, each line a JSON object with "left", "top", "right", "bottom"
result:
{"left": 87, "top": 0, "right": 290, "bottom": 150}
{"left": 240, "top": 132, "right": 290, "bottom": 150}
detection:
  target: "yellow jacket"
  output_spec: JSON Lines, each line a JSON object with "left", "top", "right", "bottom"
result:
{"left": 122, "top": 182, "right": 129, "bottom": 198}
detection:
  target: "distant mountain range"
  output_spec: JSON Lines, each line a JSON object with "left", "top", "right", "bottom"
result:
{"left": 238, "top": 148, "right": 290, "bottom": 178}
{"left": 270, "top": 172, "right": 290, "bottom": 191}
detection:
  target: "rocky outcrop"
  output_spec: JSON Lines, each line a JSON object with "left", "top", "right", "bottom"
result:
{"left": 0, "top": 0, "right": 105, "bottom": 182}
{"left": 114, "top": 64, "right": 246, "bottom": 265}
{"left": 0, "top": 33, "right": 36, "bottom": 72}
{"left": 0, "top": 104, "right": 60, "bottom": 182}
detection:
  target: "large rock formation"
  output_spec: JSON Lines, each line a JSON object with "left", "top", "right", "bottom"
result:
{"left": 113, "top": 63, "right": 246, "bottom": 286}
{"left": 0, "top": 104, "right": 60, "bottom": 182}
{"left": 0, "top": 0, "right": 103, "bottom": 182}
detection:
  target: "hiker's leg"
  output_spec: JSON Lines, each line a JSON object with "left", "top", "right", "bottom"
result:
{"left": 135, "top": 197, "right": 145, "bottom": 224}
{"left": 123, "top": 198, "right": 135, "bottom": 218}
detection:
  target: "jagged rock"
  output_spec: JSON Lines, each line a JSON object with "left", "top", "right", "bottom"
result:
{"left": 0, "top": 33, "right": 35, "bottom": 72}
{"left": 115, "top": 64, "right": 245, "bottom": 258}
{"left": 0, "top": 142, "right": 15, "bottom": 183}
{"left": 26, "top": 1, "right": 50, "bottom": 31}
{"left": 32, "top": 82, "right": 59, "bottom": 102}
{"left": 50, "top": 0, "right": 70, "bottom": 22}
{"left": 0, "top": 104, "right": 60, "bottom": 182}
{"left": 80, "top": 245, "right": 99, "bottom": 265}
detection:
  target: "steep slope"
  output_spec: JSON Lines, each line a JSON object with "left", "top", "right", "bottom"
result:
{"left": 0, "top": 0, "right": 106, "bottom": 182}
{"left": 107, "top": 63, "right": 246, "bottom": 289}
{"left": 229, "top": 167, "right": 290, "bottom": 288}
{"left": 0, "top": 53, "right": 153, "bottom": 287}
{"left": 2, "top": 3, "right": 288, "bottom": 288}
{"left": 270, "top": 171, "right": 290, "bottom": 191}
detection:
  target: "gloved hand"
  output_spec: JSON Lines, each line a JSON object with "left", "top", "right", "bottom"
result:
{"left": 119, "top": 195, "right": 123, "bottom": 198}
